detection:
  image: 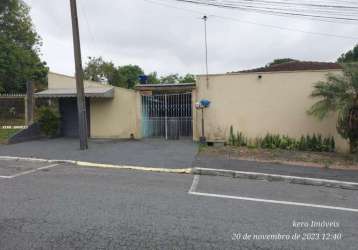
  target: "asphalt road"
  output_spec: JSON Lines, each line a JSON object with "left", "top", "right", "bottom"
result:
{"left": 0, "top": 159, "right": 357, "bottom": 250}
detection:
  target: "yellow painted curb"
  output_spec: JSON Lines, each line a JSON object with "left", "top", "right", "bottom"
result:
{"left": 0, "top": 156, "right": 192, "bottom": 174}
{"left": 75, "top": 161, "right": 192, "bottom": 174}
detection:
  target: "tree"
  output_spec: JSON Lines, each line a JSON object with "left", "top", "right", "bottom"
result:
{"left": 117, "top": 65, "right": 144, "bottom": 89}
{"left": 0, "top": 0, "right": 48, "bottom": 93}
{"left": 147, "top": 72, "right": 160, "bottom": 84}
{"left": 308, "top": 63, "right": 358, "bottom": 153}
{"left": 160, "top": 74, "right": 180, "bottom": 84}
{"left": 83, "top": 57, "right": 119, "bottom": 85}
{"left": 266, "top": 58, "right": 298, "bottom": 67}
{"left": 84, "top": 57, "right": 107, "bottom": 82}
{"left": 179, "top": 73, "right": 195, "bottom": 83}
{"left": 83, "top": 57, "right": 196, "bottom": 87}
{"left": 337, "top": 44, "right": 358, "bottom": 63}
{"left": 83, "top": 58, "right": 144, "bottom": 88}
{"left": 160, "top": 73, "right": 195, "bottom": 84}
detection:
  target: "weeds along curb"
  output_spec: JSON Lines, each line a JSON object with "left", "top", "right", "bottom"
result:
{"left": 0, "top": 156, "right": 192, "bottom": 174}
{"left": 192, "top": 167, "right": 358, "bottom": 190}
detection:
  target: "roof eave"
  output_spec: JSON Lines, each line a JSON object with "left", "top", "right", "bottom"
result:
{"left": 135, "top": 83, "right": 196, "bottom": 91}
{"left": 34, "top": 87, "right": 114, "bottom": 99}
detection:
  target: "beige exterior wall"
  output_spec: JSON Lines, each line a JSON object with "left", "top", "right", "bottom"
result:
{"left": 49, "top": 71, "right": 349, "bottom": 151}
{"left": 90, "top": 88, "right": 140, "bottom": 139}
{"left": 48, "top": 72, "right": 104, "bottom": 89}
{"left": 194, "top": 70, "right": 349, "bottom": 152}
{"left": 47, "top": 72, "right": 141, "bottom": 139}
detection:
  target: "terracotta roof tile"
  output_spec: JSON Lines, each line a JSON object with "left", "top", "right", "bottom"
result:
{"left": 235, "top": 61, "right": 342, "bottom": 73}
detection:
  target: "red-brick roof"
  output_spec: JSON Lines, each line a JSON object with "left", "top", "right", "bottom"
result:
{"left": 236, "top": 61, "right": 342, "bottom": 73}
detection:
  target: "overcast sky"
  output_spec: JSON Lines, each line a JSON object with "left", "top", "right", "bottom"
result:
{"left": 24, "top": 0, "right": 357, "bottom": 77}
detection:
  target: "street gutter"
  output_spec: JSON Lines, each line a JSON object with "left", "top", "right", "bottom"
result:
{"left": 1, "top": 156, "right": 357, "bottom": 190}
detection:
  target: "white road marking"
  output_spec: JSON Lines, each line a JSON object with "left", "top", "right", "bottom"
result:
{"left": 0, "top": 175, "right": 13, "bottom": 179}
{"left": 0, "top": 164, "right": 60, "bottom": 179}
{"left": 188, "top": 175, "right": 200, "bottom": 193}
{"left": 188, "top": 174, "right": 358, "bottom": 213}
{"left": 189, "top": 191, "right": 358, "bottom": 213}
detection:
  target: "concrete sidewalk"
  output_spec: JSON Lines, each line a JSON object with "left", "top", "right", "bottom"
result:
{"left": 0, "top": 138, "right": 198, "bottom": 168}
{"left": 193, "top": 155, "right": 358, "bottom": 183}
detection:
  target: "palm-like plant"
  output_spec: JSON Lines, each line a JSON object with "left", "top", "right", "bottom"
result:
{"left": 308, "top": 63, "right": 358, "bottom": 153}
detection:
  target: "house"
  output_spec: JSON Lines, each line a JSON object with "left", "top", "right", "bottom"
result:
{"left": 36, "top": 72, "right": 138, "bottom": 138}
{"left": 35, "top": 61, "right": 349, "bottom": 152}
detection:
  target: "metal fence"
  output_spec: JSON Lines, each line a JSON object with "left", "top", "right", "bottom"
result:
{"left": 0, "top": 95, "right": 25, "bottom": 126}
{"left": 141, "top": 92, "right": 192, "bottom": 139}
{"left": 0, "top": 95, "right": 53, "bottom": 127}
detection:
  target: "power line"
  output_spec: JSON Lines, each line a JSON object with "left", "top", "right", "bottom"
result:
{"left": 143, "top": 0, "right": 205, "bottom": 15}
{"left": 224, "top": 0, "right": 358, "bottom": 10}
{"left": 171, "top": 0, "right": 358, "bottom": 22}
{"left": 77, "top": 0, "right": 106, "bottom": 59}
{"left": 223, "top": 0, "right": 358, "bottom": 13}
{"left": 220, "top": 0, "right": 358, "bottom": 16}
{"left": 213, "top": 15, "right": 358, "bottom": 40}
{"left": 177, "top": 0, "right": 358, "bottom": 20}
{"left": 146, "top": 0, "right": 356, "bottom": 24}
{"left": 142, "top": 0, "right": 358, "bottom": 40}
{"left": 78, "top": 0, "right": 96, "bottom": 51}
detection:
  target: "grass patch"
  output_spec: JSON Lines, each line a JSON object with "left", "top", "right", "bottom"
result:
{"left": 198, "top": 142, "right": 208, "bottom": 152}
{"left": 0, "top": 129, "right": 20, "bottom": 144}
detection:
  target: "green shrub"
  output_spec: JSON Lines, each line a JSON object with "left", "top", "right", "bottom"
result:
{"left": 261, "top": 134, "right": 272, "bottom": 148}
{"left": 298, "top": 136, "right": 306, "bottom": 151}
{"left": 312, "top": 134, "right": 319, "bottom": 151}
{"left": 228, "top": 126, "right": 247, "bottom": 146}
{"left": 254, "top": 137, "right": 263, "bottom": 148}
{"left": 305, "top": 135, "right": 311, "bottom": 150}
{"left": 229, "top": 126, "right": 236, "bottom": 146}
{"left": 322, "top": 137, "right": 330, "bottom": 152}
{"left": 317, "top": 134, "right": 323, "bottom": 152}
{"left": 279, "top": 135, "right": 289, "bottom": 149}
{"left": 330, "top": 136, "right": 335, "bottom": 152}
{"left": 37, "top": 107, "right": 60, "bottom": 137}
{"left": 247, "top": 144, "right": 257, "bottom": 149}
{"left": 236, "top": 132, "right": 247, "bottom": 146}
{"left": 227, "top": 128, "right": 335, "bottom": 152}
{"left": 300, "top": 134, "right": 335, "bottom": 152}
{"left": 247, "top": 138, "right": 258, "bottom": 149}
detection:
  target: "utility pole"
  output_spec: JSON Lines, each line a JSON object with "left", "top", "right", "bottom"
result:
{"left": 202, "top": 15, "right": 209, "bottom": 88}
{"left": 70, "top": 0, "right": 88, "bottom": 150}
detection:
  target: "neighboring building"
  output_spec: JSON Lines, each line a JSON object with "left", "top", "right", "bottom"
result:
{"left": 36, "top": 72, "right": 138, "bottom": 138}
{"left": 35, "top": 61, "right": 349, "bottom": 152}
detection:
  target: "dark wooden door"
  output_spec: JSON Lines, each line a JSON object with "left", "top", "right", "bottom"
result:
{"left": 59, "top": 98, "right": 90, "bottom": 137}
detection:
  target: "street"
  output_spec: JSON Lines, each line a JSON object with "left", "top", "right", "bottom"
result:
{"left": 0, "top": 159, "right": 357, "bottom": 249}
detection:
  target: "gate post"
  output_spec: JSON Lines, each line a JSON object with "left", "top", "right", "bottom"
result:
{"left": 25, "top": 81, "right": 34, "bottom": 125}
{"left": 165, "top": 94, "right": 168, "bottom": 140}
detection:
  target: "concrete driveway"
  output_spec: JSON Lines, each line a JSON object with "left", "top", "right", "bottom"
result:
{"left": 0, "top": 138, "right": 198, "bottom": 168}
